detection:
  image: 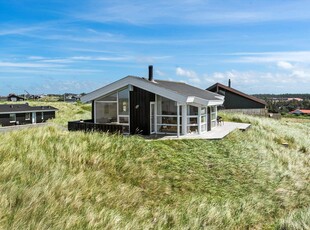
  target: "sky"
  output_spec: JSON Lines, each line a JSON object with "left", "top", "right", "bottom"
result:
{"left": 0, "top": 0, "right": 310, "bottom": 95}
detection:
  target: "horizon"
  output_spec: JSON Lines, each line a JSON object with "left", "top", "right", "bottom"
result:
{"left": 1, "top": 1, "right": 310, "bottom": 95}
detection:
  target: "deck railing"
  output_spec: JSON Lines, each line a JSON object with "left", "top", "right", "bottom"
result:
{"left": 68, "top": 120, "right": 123, "bottom": 133}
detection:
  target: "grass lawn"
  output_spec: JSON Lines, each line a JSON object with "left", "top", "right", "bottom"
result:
{"left": 0, "top": 102, "right": 309, "bottom": 229}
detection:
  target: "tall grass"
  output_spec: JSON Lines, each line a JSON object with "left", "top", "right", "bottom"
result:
{"left": 0, "top": 104, "right": 309, "bottom": 229}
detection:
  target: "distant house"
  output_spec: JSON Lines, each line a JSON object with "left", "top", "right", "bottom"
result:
{"left": 69, "top": 66, "right": 224, "bottom": 137}
{"left": 289, "top": 109, "right": 310, "bottom": 115}
{"left": 0, "top": 103, "right": 58, "bottom": 126}
{"left": 7, "top": 93, "right": 25, "bottom": 102}
{"left": 287, "top": 98, "right": 303, "bottom": 102}
{"left": 63, "top": 94, "right": 81, "bottom": 103}
{"left": 207, "top": 80, "right": 267, "bottom": 115}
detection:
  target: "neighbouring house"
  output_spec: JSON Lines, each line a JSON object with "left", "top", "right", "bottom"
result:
{"left": 289, "top": 109, "right": 310, "bottom": 115}
{"left": 7, "top": 93, "right": 25, "bottom": 102}
{"left": 0, "top": 103, "right": 58, "bottom": 126}
{"left": 207, "top": 80, "right": 267, "bottom": 115}
{"left": 69, "top": 66, "right": 224, "bottom": 137}
{"left": 287, "top": 98, "right": 303, "bottom": 102}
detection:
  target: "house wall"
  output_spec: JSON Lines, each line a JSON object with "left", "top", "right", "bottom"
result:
{"left": 0, "top": 114, "right": 11, "bottom": 126}
{"left": 44, "top": 111, "right": 56, "bottom": 120}
{"left": 0, "top": 113, "right": 32, "bottom": 126}
{"left": 16, "top": 113, "right": 32, "bottom": 125}
{"left": 0, "top": 110, "right": 56, "bottom": 127}
{"left": 222, "top": 90, "right": 265, "bottom": 109}
{"left": 130, "top": 86, "right": 155, "bottom": 135}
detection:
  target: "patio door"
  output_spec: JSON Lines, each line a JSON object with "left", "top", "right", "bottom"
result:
{"left": 150, "top": 102, "right": 156, "bottom": 134}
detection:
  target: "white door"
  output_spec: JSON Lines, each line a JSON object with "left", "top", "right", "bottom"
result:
{"left": 32, "top": 112, "right": 36, "bottom": 124}
{"left": 150, "top": 102, "right": 156, "bottom": 134}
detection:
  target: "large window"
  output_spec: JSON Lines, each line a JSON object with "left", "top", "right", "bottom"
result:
{"left": 156, "top": 96, "right": 181, "bottom": 133}
{"left": 9, "top": 114, "right": 16, "bottom": 123}
{"left": 187, "top": 106, "right": 208, "bottom": 134}
{"left": 187, "top": 105, "right": 198, "bottom": 133}
{"left": 95, "top": 88, "right": 129, "bottom": 133}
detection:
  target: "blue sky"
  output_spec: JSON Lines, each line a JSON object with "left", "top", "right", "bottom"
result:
{"left": 1, "top": 0, "right": 310, "bottom": 95}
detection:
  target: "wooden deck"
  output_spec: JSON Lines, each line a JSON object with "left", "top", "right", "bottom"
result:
{"left": 151, "top": 122, "right": 251, "bottom": 140}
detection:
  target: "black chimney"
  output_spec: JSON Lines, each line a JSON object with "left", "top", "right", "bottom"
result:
{"left": 148, "top": 65, "right": 153, "bottom": 81}
{"left": 228, "top": 79, "right": 231, "bottom": 88}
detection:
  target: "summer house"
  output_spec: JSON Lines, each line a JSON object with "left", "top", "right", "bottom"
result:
{"left": 69, "top": 66, "right": 224, "bottom": 137}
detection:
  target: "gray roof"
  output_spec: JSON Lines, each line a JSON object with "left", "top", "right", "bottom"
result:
{"left": 81, "top": 75, "right": 224, "bottom": 105}
{"left": 134, "top": 76, "right": 223, "bottom": 101}
{"left": 0, "top": 104, "right": 58, "bottom": 114}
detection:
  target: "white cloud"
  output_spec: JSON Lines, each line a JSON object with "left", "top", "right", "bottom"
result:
{"left": 277, "top": 61, "right": 294, "bottom": 70}
{"left": 0, "top": 61, "right": 63, "bottom": 68}
{"left": 71, "top": 56, "right": 131, "bottom": 61}
{"left": 176, "top": 67, "right": 201, "bottom": 83}
{"left": 229, "top": 51, "right": 310, "bottom": 64}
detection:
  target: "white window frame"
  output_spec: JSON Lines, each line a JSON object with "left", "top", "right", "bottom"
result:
{"left": 94, "top": 87, "right": 130, "bottom": 133}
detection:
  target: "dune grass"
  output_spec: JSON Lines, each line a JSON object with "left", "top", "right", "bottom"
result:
{"left": 0, "top": 103, "right": 309, "bottom": 229}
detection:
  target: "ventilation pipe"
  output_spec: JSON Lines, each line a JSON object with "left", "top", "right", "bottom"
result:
{"left": 228, "top": 79, "right": 231, "bottom": 88}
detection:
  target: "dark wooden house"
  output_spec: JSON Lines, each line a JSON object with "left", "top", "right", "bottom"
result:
{"left": 0, "top": 104, "right": 58, "bottom": 126}
{"left": 69, "top": 66, "right": 224, "bottom": 137}
{"left": 7, "top": 94, "right": 25, "bottom": 102}
{"left": 207, "top": 81, "right": 267, "bottom": 115}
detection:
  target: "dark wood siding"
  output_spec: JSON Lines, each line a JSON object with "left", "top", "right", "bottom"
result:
{"left": 36, "top": 112, "right": 44, "bottom": 123}
{"left": 223, "top": 91, "right": 265, "bottom": 109}
{"left": 0, "top": 114, "right": 11, "bottom": 126}
{"left": 207, "top": 107, "right": 211, "bottom": 131}
{"left": 91, "top": 101, "right": 95, "bottom": 122}
{"left": 130, "top": 86, "right": 155, "bottom": 135}
{"left": 16, "top": 113, "right": 32, "bottom": 125}
{"left": 0, "top": 113, "right": 32, "bottom": 126}
{"left": 36, "top": 111, "right": 55, "bottom": 123}
{"left": 43, "top": 111, "right": 55, "bottom": 120}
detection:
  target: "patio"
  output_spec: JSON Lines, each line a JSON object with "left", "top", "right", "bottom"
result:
{"left": 149, "top": 122, "right": 251, "bottom": 140}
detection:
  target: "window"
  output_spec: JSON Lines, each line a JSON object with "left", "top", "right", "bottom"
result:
{"left": 118, "top": 88, "right": 129, "bottom": 116}
{"left": 187, "top": 105, "right": 199, "bottom": 134}
{"left": 95, "top": 88, "right": 129, "bottom": 133}
{"left": 210, "top": 106, "right": 217, "bottom": 128}
{"left": 156, "top": 96, "right": 181, "bottom": 134}
{"left": 96, "top": 102, "right": 117, "bottom": 123}
{"left": 9, "top": 114, "right": 16, "bottom": 123}
{"left": 25, "top": 113, "right": 30, "bottom": 120}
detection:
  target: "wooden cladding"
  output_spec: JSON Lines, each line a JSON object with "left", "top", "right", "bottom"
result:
{"left": 68, "top": 120, "right": 123, "bottom": 133}
{"left": 130, "top": 86, "right": 155, "bottom": 135}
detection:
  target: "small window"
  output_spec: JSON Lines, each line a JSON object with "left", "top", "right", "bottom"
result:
{"left": 9, "top": 114, "right": 16, "bottom": 123}
{"left": 25, "top": 113, "right": 30, "bottom": 120}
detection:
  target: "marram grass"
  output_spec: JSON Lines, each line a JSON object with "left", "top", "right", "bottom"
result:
{"left": 0, "top": 103, "right": 309, "bottom": 229}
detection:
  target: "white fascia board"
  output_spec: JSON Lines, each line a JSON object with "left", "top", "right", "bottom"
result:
{"left": 186, "top": 96, "right": 208, "bottom": 106}
{"left": 186, "top": 96, "right": 224, "bottom": 106}
{"left": 208, "top": 100, "right": 224, "bottom": 106}
{"left": 215, "top": 95, "right": 225, "bottom": 100}
{"left": 81, "top": 76, "right": 188, "bottom": 103}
